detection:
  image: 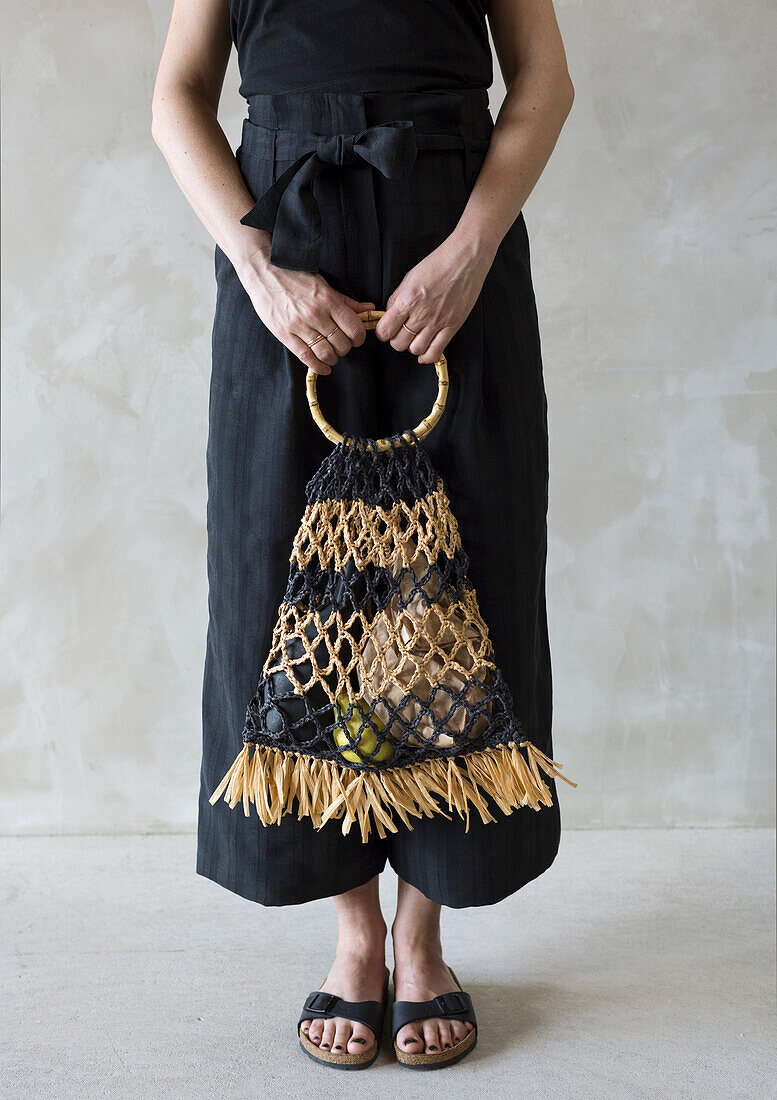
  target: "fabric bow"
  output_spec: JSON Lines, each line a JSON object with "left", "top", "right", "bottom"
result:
{"left": 240, "top": 120, "right": 418, "bottom": 273}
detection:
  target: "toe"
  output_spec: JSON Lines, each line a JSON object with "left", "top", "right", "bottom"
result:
{"left": 307, "top": 1019, "right": 323, "bottom": 1046}
{"left": 449, "top": 1016, "right": 466, "bottom": 1042}
{"left": 438, "top": 1021, "right": 453, "bottom": 1050}
{"left": 422, "top": 1020, "right": 440, "bottom": 1053}
{"left": 300, "top": 1018, "right": 311, "bottom": 1038}
{"left": 319, "top": 1019, "right": 336, "bottom": 1050}
{"left": 347, "top": 1022, "right": 374, "bottom": 1054}
{"left": 332, "top": 1019, "right": 352, "bottom": 1053}
{"left": 397, "top": 1023, "right": 424, "bottom": 1051}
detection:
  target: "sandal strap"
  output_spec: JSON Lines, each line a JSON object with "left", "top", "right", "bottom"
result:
{"left": 391, "top": 991, "right": 477, "bottom": 1041}
{"left": 298, "top": 990, "right": 386, "bottom": 1039}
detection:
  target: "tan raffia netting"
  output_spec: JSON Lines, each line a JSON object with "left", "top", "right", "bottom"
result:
{"left": 210, "top": 435, "right": 575, "bottom": 840}
{"left": 269, "top": 484, "right": 496, "bottom": 744}
{"left": 293, "top": 484, "right": 459, "bottom": 573}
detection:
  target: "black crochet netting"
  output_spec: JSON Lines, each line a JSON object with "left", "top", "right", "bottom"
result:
{"left": 241, "top": 434, "right": 524, "bottom": 769}
{"left": 305, "top": 431, "right": 439, "bottom": 509}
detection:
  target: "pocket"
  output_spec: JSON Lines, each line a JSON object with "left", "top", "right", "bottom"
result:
{"left": 409, "top": 135, "right": 491, "bottom": 218}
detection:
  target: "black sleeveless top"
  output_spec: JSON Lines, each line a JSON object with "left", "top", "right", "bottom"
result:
{"left": 228, "top": 0, "right": 492, "bottom": 98}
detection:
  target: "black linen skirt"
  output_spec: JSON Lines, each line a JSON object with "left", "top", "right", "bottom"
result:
{"left": 196, "top": 87, "right": 561, "bottom": 907}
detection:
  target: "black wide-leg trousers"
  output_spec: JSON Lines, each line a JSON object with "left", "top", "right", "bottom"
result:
{"left": 196, "top": 87, "right": 561, "bottom": 907}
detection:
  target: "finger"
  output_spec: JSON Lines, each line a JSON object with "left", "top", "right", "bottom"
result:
{"left": 389, "top": 319, "right": 420, "bottom": 353}
{"left": 408, "top": 326, "right": 435, "bottom": 358}
{"left": 287, "top": 334, "right": 333, "bottom": 375}
{"left": 299, "top": 325, "right": 340, "bottom": 367}
{"left": 329, "top": 301, "right": 368, "bottom": 347}
{"left": 375, "top": 299, "right": 409, "bottom": 342}
{"left": 309, "top": 335, "right": 338, "bottom": 367}
{"left": 342, "top": 296, "right": 376, "bottom": 315}
{"left": 418, "top": 326, "right": 454, "bottom": 364}
{"left": 323, "top": 323, "right": 351, "bottom": 357}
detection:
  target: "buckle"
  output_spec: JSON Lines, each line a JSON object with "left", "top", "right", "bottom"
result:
{"left": 307, "top": 992, "right": 337, "bottom": 1013}
{"left": 437, "top": 992, "right": 467, "bottom": 1015}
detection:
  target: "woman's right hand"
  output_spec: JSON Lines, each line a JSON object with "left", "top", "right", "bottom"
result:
{"left": 235, "top": 242, "right": 374, "bottom": 375}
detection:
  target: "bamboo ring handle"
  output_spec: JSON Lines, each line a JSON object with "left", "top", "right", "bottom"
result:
{"left": 306, "top": 310, "right": 448, "bottom": 452}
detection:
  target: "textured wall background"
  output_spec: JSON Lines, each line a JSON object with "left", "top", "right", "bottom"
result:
{"left": 1, "top": 1, "right": 774, "bottom": 833}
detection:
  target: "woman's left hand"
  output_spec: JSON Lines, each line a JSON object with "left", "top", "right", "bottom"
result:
{"left": 374, "top": 230, "right": 497, "bottom": 363}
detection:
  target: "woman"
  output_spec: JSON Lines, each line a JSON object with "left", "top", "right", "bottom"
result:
{"left": 152, "top": 0, "right": 573, "bottom": 1070}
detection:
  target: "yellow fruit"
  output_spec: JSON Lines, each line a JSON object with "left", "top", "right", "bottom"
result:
{"left": 333, "top": 694, "right": 394, "bottom": 764}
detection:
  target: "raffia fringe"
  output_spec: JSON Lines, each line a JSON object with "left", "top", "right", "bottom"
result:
{"left": 209, "top": 741, "right": 576, "bottom": 843}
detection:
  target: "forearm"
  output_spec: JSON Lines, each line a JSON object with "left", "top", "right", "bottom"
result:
{"left": 374, "top": 0, "right": 574, "bottom": 361}
{"left": 152, "top": 0, "right": 375, "bottom": 373}
{"left": 151, "top": 85, "right": 270, "bottom": 273}
{"left": 453, "top": 63, "right": 574, "bottom": 263}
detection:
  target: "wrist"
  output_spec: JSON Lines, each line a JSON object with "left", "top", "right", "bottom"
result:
{"left": 229, "top": 230, "right": 273, "bottom": 280}
{"left": 448, "top": 219, "right": 501, "bottom": 267}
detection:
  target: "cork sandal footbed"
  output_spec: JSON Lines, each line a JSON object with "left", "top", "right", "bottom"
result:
{"left": 299, "top": 1028, "right": 380, "bottom": 1069}
{"left": 298, "top": 977, "right": 389, "bottom": 1070}
{"left": 392, "top": 967, "right": 477, "bottom": 1070}
{"left": 394, "top": 1023, "right": 477, "bottom": 1068}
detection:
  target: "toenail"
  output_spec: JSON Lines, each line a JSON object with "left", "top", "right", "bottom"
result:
{"left": 444, "top": 1043, "right": 451, "bottom": 1048}
{"left": 352, "top": 1037, "right": 366, "bottom": 1044}
{"left": 334, "top": 1045, "right": 342, "bottom": 1050}
{"left": 321, "top": 1043, "right": 329, "bottom": 1049}
{"left": 429, "top": 1045, "right": 438, "bottom": 1051}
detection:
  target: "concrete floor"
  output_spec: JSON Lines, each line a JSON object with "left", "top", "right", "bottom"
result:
{"left": 1, "top": 829, "right": 774, "bottom": 1100}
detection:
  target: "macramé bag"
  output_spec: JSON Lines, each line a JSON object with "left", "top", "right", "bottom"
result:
{"left": 210, "top": 311, "right": 574, "bottom": 841}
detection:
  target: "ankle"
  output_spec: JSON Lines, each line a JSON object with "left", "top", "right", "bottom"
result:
{"left": 391, "top": 918, "right": 443, "bottom": 961}
{"left": 335, "top": 918, "right": 388, "bottom": 961}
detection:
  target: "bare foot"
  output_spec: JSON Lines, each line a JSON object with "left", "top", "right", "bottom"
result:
{"left": 300, "top": 931, "right": 388, "bottom": 1055}
{"left": 392, "top": 929, "right": 474, "bottom": 1054}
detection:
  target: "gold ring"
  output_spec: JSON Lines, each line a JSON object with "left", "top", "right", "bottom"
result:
{"left": 306, "top": 333, "right": 326, "bottom": 348}
{"left": 402, "top": 321, "right": 420, "bottom": 335}
{"left": 325, "top": 328, "right": 338, "bottom": 341}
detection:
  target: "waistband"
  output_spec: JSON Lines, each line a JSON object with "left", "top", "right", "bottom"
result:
{"left": 246, "top": 86, "right": 492, "bottom": 139}
{"left": 239, "top": 88, "right": 493, "bottom": 274}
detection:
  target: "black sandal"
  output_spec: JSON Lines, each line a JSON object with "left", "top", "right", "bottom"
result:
{"left": 298, "top": 976, "right": 389, "bottom": 1070}
{"left": 391, "top": 969, "right": 477, "bottom": 1069}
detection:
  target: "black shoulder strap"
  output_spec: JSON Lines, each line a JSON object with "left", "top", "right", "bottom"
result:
{"left": 391, "top": 991, "right": 477, "bottom": 1041}
{"left": 298, "top": 991, "right": 386, "bottom": 1040}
